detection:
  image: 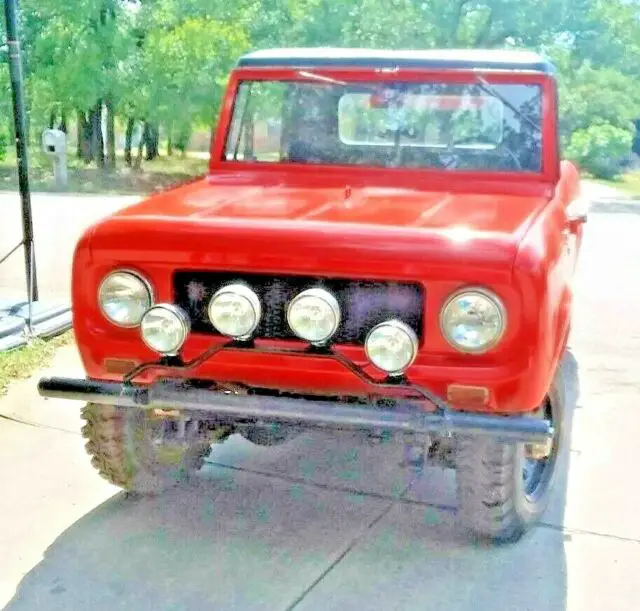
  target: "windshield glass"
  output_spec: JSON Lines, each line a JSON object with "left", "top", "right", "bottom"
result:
{"left": 224, "top": 79, "right": 542, "bottom": 172}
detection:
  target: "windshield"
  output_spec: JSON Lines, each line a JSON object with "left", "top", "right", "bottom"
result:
{"left": 224, "top": 79, "right": 543, "bottom": 172}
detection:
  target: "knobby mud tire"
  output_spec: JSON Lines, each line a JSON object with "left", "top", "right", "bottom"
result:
{"left": 455, "top": 370, "right": 565, "bottom": 543}
{"left": 81, "top": 403, "right": 217, "bottom": 495}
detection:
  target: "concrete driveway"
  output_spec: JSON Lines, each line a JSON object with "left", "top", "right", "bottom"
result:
{"left": 1, "top": 188, "right": 639, "bottom": 610}
{"left": 0, "top": 192, "right": 137, "bottom": 302}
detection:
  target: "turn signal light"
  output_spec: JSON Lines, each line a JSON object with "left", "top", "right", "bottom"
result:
{"left": 446, "top": 384, "right": 489, "bottom": 407}
{"left": 104, "top": 359, "right": 139, "bottom": 374}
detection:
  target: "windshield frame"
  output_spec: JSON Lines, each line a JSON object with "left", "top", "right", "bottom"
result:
{"left": 211, "top": 67, "right": 559, "bottom": 184}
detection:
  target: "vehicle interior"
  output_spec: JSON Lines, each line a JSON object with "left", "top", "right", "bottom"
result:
{"left": 226, "top": 79, "right": 544, "bottom": 173}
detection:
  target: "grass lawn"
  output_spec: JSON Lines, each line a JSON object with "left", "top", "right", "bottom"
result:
{"left": 0, "top": 149, "right": 208, "bottom": 195}
{"left": 0, "top": 331, "right": 74, "bottom": 396}
{"left": 588, "top": 171, "right": 640, "bottom": 198}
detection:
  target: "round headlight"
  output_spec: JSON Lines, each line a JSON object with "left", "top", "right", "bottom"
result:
{"left": 141, "top": 304, "right": 190, "bottom": 355}
{"left": 440, "top": 288, "right": 506, "bottom": 353}
{"left": 208, "top": 284, "right": 261, "bottom": 340}
{"left": 98, "top": 271, "right": 153, "bottom": 327}
{"left": 287, "top": 288, "right": 341, "bottom": 344}
{"left": 365, "top": 320, "right": 418, "bottom": 376}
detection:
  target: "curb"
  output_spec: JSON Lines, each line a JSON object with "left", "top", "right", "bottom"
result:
{"left": 589, "top": 199, "right": 640, "bottom": 214}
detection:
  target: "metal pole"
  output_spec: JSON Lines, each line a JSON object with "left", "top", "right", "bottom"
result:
{"left": 4, "top": 0, "right": 38, "bottom": 302}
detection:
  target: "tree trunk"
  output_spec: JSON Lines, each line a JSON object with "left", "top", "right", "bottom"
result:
{"left": 88, "top": 107, "right": 98, "bottom": 163}
{"left": 60, "top": 111, "right": 67, "bottom": 134}
{"left": 134, "top": 122, "right": 145, "bottom": 170}
{"left": 152, "top": 125, "right": 159, "bottom": 159}
{"left": 105, "top": 96, "right": 116, "bottom": 170}
{"left": 77, "top": 111, "right": 82, "bottom": 158}
{"left": 49, "top": 110, "right": 56, "bottom": 129}
{"left": 125, "top": 117, "right": 135, "bottom": 167}
{"left": 78, "top": 110, "right": 92, "bottom": 163}
{"left": 143, "top": 122, "right": 159, "bottom": 161}
{"left": 176, "top": 126, "right": 191, "bottom": 156}
{"left": 142, "top": 122, "right": 151, "bottom": 161}
{"left": 90, "top": 101, "right": 105, "bottom": 168}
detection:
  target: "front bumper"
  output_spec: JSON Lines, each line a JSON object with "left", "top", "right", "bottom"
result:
{"left": 38, "top": 376, "right": 553, "bottom": 443}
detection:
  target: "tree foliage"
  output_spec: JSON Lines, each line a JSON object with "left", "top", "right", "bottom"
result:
{"left": 566, "top": 123, "right": 634, "bottom": 179}
{"left": 1, "top": 0, "right": 640, "bottom": 176}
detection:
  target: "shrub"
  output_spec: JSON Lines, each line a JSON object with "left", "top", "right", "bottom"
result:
{"left": 565, "top": 123, "right": 634, "bottom": 180}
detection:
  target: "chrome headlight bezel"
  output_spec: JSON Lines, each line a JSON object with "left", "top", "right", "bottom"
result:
{"left": 286, "top": 287, "right": 341, "bottom": 345}
{"left": 207, "top": 283, "right": 262, "bottom": 340}
{"left": 439, "top": 287, "right": 506, "bottom": 354}
{"left": 98, "top": 270, "right": 154, "bottom": 328}
{"left": 140, "top": 303, "right": 190, "bottom": 355}
{"left": 365, "top": 319, "right": 419, "bottom": 376}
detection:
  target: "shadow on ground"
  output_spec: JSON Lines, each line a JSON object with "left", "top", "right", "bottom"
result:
{"left": 4, "top": 353, "right": 578, "bottom": 611}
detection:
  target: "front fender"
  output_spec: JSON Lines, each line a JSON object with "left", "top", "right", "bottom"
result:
{"left": 513, "top": 197, "right": 568, "bottom": 408}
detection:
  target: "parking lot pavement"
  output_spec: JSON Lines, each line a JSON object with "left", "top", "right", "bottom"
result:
{"left": 1, "top": 193, "right": 640, "bottom": 610}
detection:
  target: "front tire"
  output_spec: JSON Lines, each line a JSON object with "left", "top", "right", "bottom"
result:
{"left": 81, "top": 403, "right": 229, "bottom": 494}
{"left": 455, "top": 371, "right": 565, "bottom": 543}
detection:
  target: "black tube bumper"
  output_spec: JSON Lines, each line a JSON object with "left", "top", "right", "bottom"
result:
{"left": 38, "top": 376, "right": 553, "bottom": 443}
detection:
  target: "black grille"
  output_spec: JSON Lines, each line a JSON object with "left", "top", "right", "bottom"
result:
{"left": 174, "top": 271, "right": 424, "bottom": 345}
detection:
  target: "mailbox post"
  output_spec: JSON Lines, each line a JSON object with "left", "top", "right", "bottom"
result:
{"left": 42, "top": 129, "right": 68, "bottom": 188}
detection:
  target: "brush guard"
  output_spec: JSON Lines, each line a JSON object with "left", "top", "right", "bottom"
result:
{"left": 37, "top": 342, "right": 552, "bottom": 443}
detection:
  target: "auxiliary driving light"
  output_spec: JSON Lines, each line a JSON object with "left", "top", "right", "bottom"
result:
{"left": 140, "top": 304, "right": 190, "bottom": 355}
{"left": 440, "top": 288, "right": 506, "bottom": 353}
{"left": 98, "top": 270, "right": 153, "bottom": 327}
{"left": 287, "top": 288, "right": 341, "bottom": 345}
{"left": 208, "top": 283, "right": 261, "bottom": 340}
{"left": 365, "top": 320, "right": 418, "bottom": 376}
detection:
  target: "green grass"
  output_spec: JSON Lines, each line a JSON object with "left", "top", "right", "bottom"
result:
{"left": 588, "top": 170, "right": 640, "bottom": 198}
{"left": 0, "top": 149, "right": 208, "bottom": 195}
{"left": 0, "top": 331, "right": 74, "bottom": 396}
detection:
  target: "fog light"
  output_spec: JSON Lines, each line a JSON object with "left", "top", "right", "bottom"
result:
{"left": 365, "top": 320, "right": 418, "bottom": 376}
{"left": 141, "top": 304, "right": 190, "bottom": 355}
{"left": 287, "top": 288, "right": 341, "bottom": 345}
{"left": 208, "top": 283, "right": 261, "bottom": 340}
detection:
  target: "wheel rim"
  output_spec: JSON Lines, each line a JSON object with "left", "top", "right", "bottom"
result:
{"left": 522, "top": 398, "right": 559, "bottom": 502}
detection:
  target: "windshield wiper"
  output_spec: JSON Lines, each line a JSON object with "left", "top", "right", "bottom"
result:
{"left": 473, "top": 74, "right": 541, "bottom": 134}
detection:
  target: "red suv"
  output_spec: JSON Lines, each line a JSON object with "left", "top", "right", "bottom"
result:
{"left": 39, "top": 48, "right": 587, "bottom": 542}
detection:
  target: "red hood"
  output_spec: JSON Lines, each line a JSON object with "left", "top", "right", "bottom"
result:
{"left": 115, "top": 178, "right": 547, "bottom": 236}
{"left": 88, "top": 176, "right": 551, "bottom": 283}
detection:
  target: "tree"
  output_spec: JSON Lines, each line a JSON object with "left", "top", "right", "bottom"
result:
{"left": 5, "top": 0, "right": 640, "bottom": 175}
{"left": 19, "top": 0, "right": 137, "bottom": 166}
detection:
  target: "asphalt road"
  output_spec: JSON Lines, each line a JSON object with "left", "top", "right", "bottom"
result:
{"left": 1, "top": 187, "right": 639, "bottom": 610}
